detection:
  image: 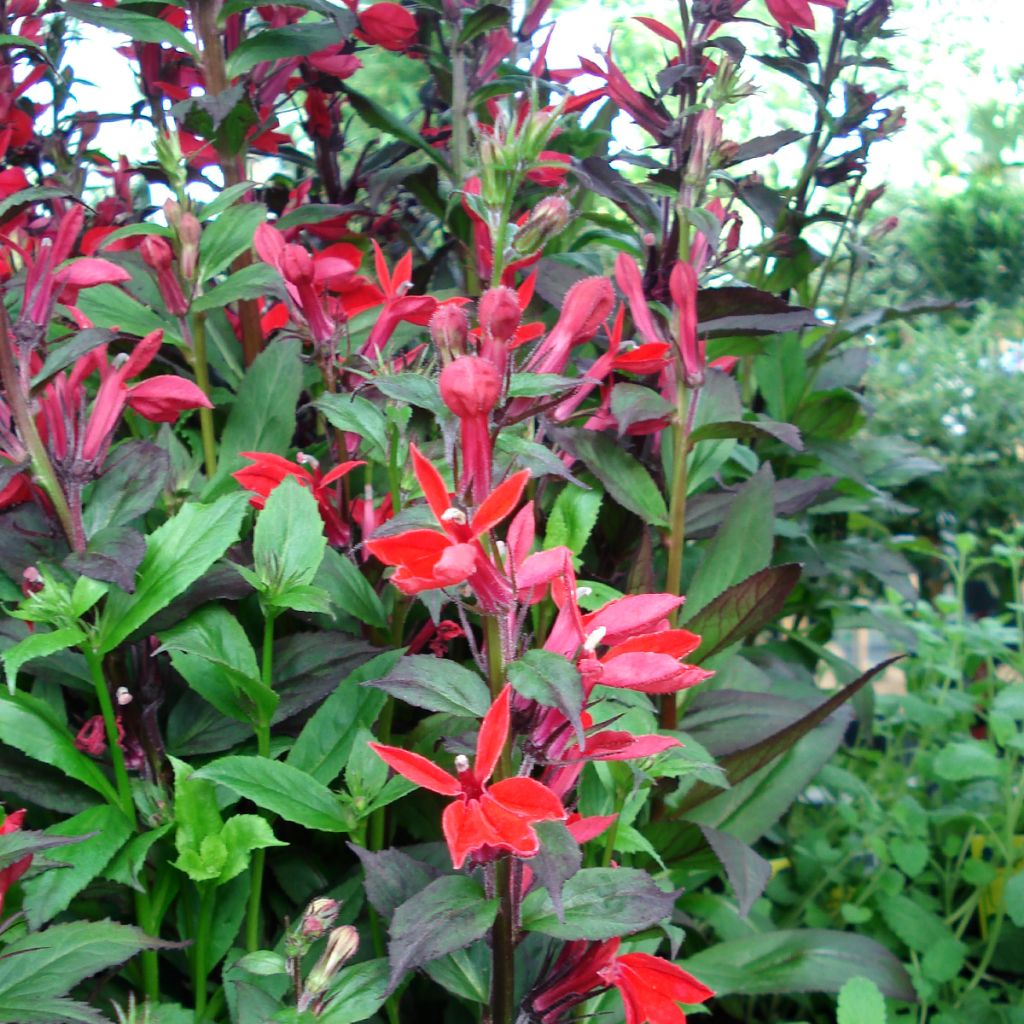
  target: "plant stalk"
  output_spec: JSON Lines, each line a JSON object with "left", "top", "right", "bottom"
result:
{"left": 0, "top": 310, "right": 82, "bottom": 551}
{"left": 190, "top": 313, "right": 218, "bottom": 478}
{"left": 246, "top": 613, "right": 274, "bottom": 952}
{"left": 193, "top": 882, "right": 216, "bottom": 1022}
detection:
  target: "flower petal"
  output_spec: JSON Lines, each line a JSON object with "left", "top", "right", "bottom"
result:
{"left": 410, "top": 443, "right": 452, "bottom": 526}
{"left": 487, "top": 777, "right": 565, "bottom": 821}
{"left": 470, "top": 469, "right": 530, "bottom": 536}
{"left": 473, "top": 684, "right": 510, "bottom": 785}
{"left": 369, "top": 742, "right": 461, "bottom": 796}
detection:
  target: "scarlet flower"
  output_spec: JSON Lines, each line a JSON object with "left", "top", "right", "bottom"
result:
{"left": 365, "top": 444, "right": 528, "bottom": 607}
{"left": 371, "top": 686, "right": 566, "bottom": 868}
{"left": 233, "top": 452, "right": 364, "bottom": 546}
{"left": 763, "top": 0, "right": 846, "bottom": 36}
{"left": 530, "top": 937, "right": 714, "bottom": 1024}
{"left": 439, "top": 356, "right": 502, "bottom": 504}
{"left": 360, "top": 241, "right": 437, "bottom": 358}
{"left": 355, "top": 2, "right": 418, "bottom": 51}
{"left": 524, "top": 275, "right": 615, "bottom": 376}
{"left": 0, "top": 808, "right": 32, "bottom": 916}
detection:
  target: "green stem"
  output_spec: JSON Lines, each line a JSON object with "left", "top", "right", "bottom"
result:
{"left": 191, "top": 314, "right": 218, "bottom": 478}
{"left": 489, "top": 187, "right": 519, "bottom": 290}
{"left": 193, "top": 882, "right": 216, "bottom": 1022}
{"left": 246, "top": 614, "right": 274, "bottom": 952}
{"left": 0, "top": 310, "right": 82, "bottom": 551}
{"left": 662, "top": 380, "right": 690, "bottom": 730}
{"left": 84, "top": 649, "right": 133, "bottom": 818}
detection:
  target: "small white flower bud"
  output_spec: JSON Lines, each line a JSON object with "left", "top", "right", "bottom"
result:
{"left": 116, "top": 687, "right": 132, "bottom": 706}
{"left": 454, "top": 754, "right": 471, "bottom": 773}
{"left": 441, "top": 507, "right": 468, "bottom": 525}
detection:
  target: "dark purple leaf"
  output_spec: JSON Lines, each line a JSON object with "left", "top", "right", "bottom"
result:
{"left": 31, "top": 329, "right": 119, "bottom": 389}
{"left": 64, "top": 527, "right": 146, "bottom": 593}
{"left": 686, "top": 477, "right": 837, "bottom": 539}
{"left": 725, "top": 130, "right": 805, "bottom": 166}
{"left": 689, "top": 418, "right": 803, "bottom": 451}
{"left": 364, "top": 654, "right": 490, "bottom": 718}
{"left": 529, "top": 821, "right": 582, "bottom": 924}
{"left": 610, "top": 383, "right": 674, "bottom": 435}
{"left": 83, "top": 440, "right": 171, "bottom": 536}
{"left": 700, "top": 310, "right": 821, "bottom": 337}
{"left": 387, "top": 875, "right": 497, "bottom": 993}
{"left": 571, "top": 156, "right": 660, "bottom": 229}
{"left": 521, "top": 867, "right": 677, "bottom": 939}
{"left": 507, "top": 651, "right": 586, "bottom": 750}
{"left": 838, "top": 296, "right": 970, "bottom": 337}
{"left": 685, "top": 564, "right": 802, "bottom": 662}
{"left": 700, "top": 825, "right": 771, "bottom": 917}
{"left": 349, "top": 844, "right": 442, "bottom": 922}
{"left": 697, "top": 285, "right": 801, "bottom": 322}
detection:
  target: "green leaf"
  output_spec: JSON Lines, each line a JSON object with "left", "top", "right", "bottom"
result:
{"left": 319, "top": 959, "right": 390, "bottom": 1024}
{"left": 198, "top": 181, "right": 258, "bottom": 221}
{"left": 97, "top": 493, "right": 248, "bottom": 654}
{"left": 31, "top": 328, "right": 118, "bottom": 389}
{"left": 544, "top": 484, "right": 603, "bottom": 557}
{"left": 0, "top": 828, "right": 88, "bottom": 870}
{"left": 1004, "top": 870, "right": 1024, "bottom": 927}
{"left": 61, "top": 1, "right": 197, "bottom": 53}
{"left": 521, "top": 867, "right": 675, "bottom": 939}
{"left": 609, "top": 383, "right": 674, "bottom": 435}
{"left": 836, "top": 976, "right": 887, "bottom": 1024}
{"left": 316, "top": 548, "right": 388, "bottom": 629}
{"left": 682, "top": 930, "right": 914, "bottom": 999}
{"left": 206, "top": 339, "right": 304, "bottom": 497}
{"left": 253, "top": 476, "right": 328, "bottom": 599}
{"left": 315, "top": 393, "right": 389, "bottom": 461}
{"left": 73, "top": 284, "right": 175, "bottom": 341}
{"left": 341, "top": 84, "right": 450, "bottom": 170}
{"left": 233, "top": 951, "right": 288, "bottom": 977}
{"left": 198, "top": 204, "right": 267, "bottom": 280}
{"left": 195, "top": 755, "right": 350, "bottom": 832}
{"left": 684, "top": 464, "right": 775, "bottom": 620}
{"left": 507, "top": 373, "right": 579, "bottom": 398}
{"left": 345, "top": 726, "right": 390, "bottom": 802}
{"left": 457, "top": 3, "right": 508, "bottom": 43}
{"left": 387, "top": 876, "right": 497, "bottom": 992}
{"left": 529, "top": 821, "right": 582, "bottom": 924}
{"left": 4, "top": 626, "right": 86, "bottom": 693}
{"left": 0, "top": 694, "right": 117, "bottom": 804}
{"left": 287, "top": 651, "right": 394, "bottom": 784}
{"left": 507, "top": 651, "right": 585, "bottom": 748}
{"left": 191, "top": 264, "right": 282, "bottom": 313}
{"left": 931, "top": 741, "right": 1000, "bottom": 781}
{"left": 688, "top": 417, "right": 803, "bottom": 451}
{"left": 372, "top": 373, "right": 445, "bottom": 415}
{"left": 366, "top": 654, "right": 490, "bottom": 718}
{"left": 22, "top": 805, "right": 133, "bottom": 928}
{"left": 562, "top": 429, "right": 668, "bottom": 526}
{"left": 226, "top": 16, "right": 354, "bottom": 77}
{"left": 0, "top": 920, "right": 170, "bottom": 1007}
{"left": 218, "top": 814, "right": 285, "bottom": 883}
{"left": 889, "top": 837, "right": 929, "bottom": 879}
{"left": 685, "top": 564, "right": 801, "bottom": 662}
{"left": 159, "top": 605, "right": 270, "bottom": 725}
{"left": 0, "top": 186, "right": 73, "bottom": 225}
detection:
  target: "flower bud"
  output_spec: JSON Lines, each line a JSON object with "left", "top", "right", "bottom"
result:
{"left": 429, "top": 303, "right": 470, "bottom": 364}
{"left": 440, "top": 356, "right": 501, "bottom": 420}
{"left": 177, "top": 213, "right": 201, "bottom": 280}
{"left": 140, "top": 234, "right": 173, "bottom": 273}
{"left": 557, "top": 276, "right": 615, "bottom": 348}
{"left": 140, "top": 235, "right": 189, "bottom": 317}
{"left": 285, "top": 897, "right": 341, "bottom": 960}
{"left": 512, "top": 194, "right": 571, "bottom": 256}
{"left": 280, "top": 244, "right": 316, "bottom": 286}
{"left": 478, "top": 286, "right": 521, "bottom": 346}
{"left": 303, "top": 926, "right": 359, "bottom": 998}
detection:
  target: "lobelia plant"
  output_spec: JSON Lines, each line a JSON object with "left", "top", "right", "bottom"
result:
{"left": 0, "top": 0, "right": 948, "bottom": 1021}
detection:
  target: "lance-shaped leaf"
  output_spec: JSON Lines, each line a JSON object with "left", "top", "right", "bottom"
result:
{"left": 680, "top": 929, "right": 915, "bottom": 1000}
{"left": 0, "top": 828, "right": 89, "bottom": 870}
{"left": 529, "top": 821, "right": 582, "bottom": 924}
{"left": 64, "top": 527, "right": 147, "bottom": 593}
{"left": 349, "top": 844, "right": 442, "bottom": 922}
{"left": 699, "top": 825, "right": 771, "bottom": 918}
{"left": 686, "top": 477, "right": 837, "bottom": 539}
{"left": 521, "top": 867, "right": 676, "bottom": 940}
{"left": 386, "top": 876, "right": 498, "bottom": 993}
{"left": 688, "top": 418, "right": 803, "bottom": 451}
{"left": 364, "top": 654, "right": 490, "bottom": 718}
{"left": 194, "top": 755, "right": 350, "bottom": 832}
{"left": 685, "top": 564, "right": 801, "bottom": 662}
{"left": 675, "top": 656, "right": 902, "bottom": 817}
{"left": 3, "top": 626, "right": 87, "bottom": 694}
{"left": 507, "top": 651, "right": 586, "bottom": 749}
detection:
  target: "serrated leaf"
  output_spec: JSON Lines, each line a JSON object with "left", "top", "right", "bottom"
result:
{"left": 365, "top": 655, "right": 490, "bottom": 718}
{"left": 932, "top": 741, "right": 1000, "bottom": 781}
{"left": 97, "top": 493, "right": 248, "bottom": 653}
{"left": 507, "top": 651, "right": 585, "bottom": 749}
{"left": 316, "top": 548, "right": 388, "bottom": 629}
{"left": 82, "top": 441, "right": 171, "bottom": 536}
{"left": 62, "top": 1, "right": 197, "bottom": 53}
{"left": 387, "top": 876, "right": 497, "bottom": 992}
{"left": 544, "top": 484, "right": 603, "bottom": 557}
{"left": 560, "top": 429, "right": 668, "bottom": 526}
{"left": 521, "top": 867, "right": 675, "bottom": 939}
{"left": 253, "top": 476, "right": 328, "bottom": 599}
{"left": 319, "top": 959, "right": 389, "bottom": 1023}
{"left": 315, "top": 393, "right": 389, "bottom": 461}
{"left": 837, "top": 976, "right": 887, "bottom": 1024}
{"left": 700, "top": 825, "right": 771, "bottom": 918}
{"left": 225, "top": 15, "right": 354, "bottom": 77}
{"left": 195, "top": 755, "right": 350, "bottom": 832}
{"left": 191, "top": 264, "right": 282, "bottom": 313}
{"left": 4, "top": 626, "right": 86, "bottom": 693}
{"left": 529, "top": 821, "right": 581, "bottom": 924}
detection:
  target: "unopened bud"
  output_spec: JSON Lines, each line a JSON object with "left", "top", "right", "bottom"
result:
{"left": 21, "top": 566, "right": 43, "bottom": 597}
{"left": 478, "top": 287, "right": 521, "bottom": 346}
{"left": 163, "top": 198, "right": 183, "bottom": 231}
{"left": 296, "top": 451, "right": 320, "bottom": 469}
{"left": 178, "top": 213, "right": 201, "bottom": 279}
{"left": 286, "top": 896, "right": 342, "bottom": 959}
{"left": 303, "top": 926, "right": 359, "bottom": 998}
{"left": 429, "top": 304, "right": 470, "bottom": 364}
{"left": 513, "top": 195, "right": 571, "bottom": 256}
{"left": 439, "top": 356, "right": 502, "bottom": 420}
{"left": 140, "top": 235, "right": 174, "bottom": 273}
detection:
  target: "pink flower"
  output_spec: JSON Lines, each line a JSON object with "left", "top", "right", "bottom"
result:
{"left": 0, "top": 808, "right": 32, "bottom": 916}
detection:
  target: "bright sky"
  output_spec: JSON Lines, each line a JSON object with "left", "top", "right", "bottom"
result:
{"left": 59, "top": 0, "right": 1021, "bottom": 198}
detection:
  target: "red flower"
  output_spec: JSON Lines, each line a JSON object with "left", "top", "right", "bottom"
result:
{"left": 0, "top": 808, "right": 32, "bottom": 916}
{"left": 599, "top": 948, "right": 715, "bottom": 1024}
{"left": 233, "top": 452, "right": 364, "bottom": 546}
{"left": 763, "top": 0, "right": 846, "bottom": 36}
{"left": 439, "top": 356, "right": 502, "bottom": 504}
{"left": 371, "top": 686, "right": 566, "bottom": 868}
{"left": 530, "top": 937, "right": 713, "bottom": 1024}
{"left": 355, "top": 2, "right": 418, "bottom": 52}
{"left": 366, "top": 444, "right": 528, "bottom": 606}
{"left": 360, "top": 241, "right": 437, "bottom": 358}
